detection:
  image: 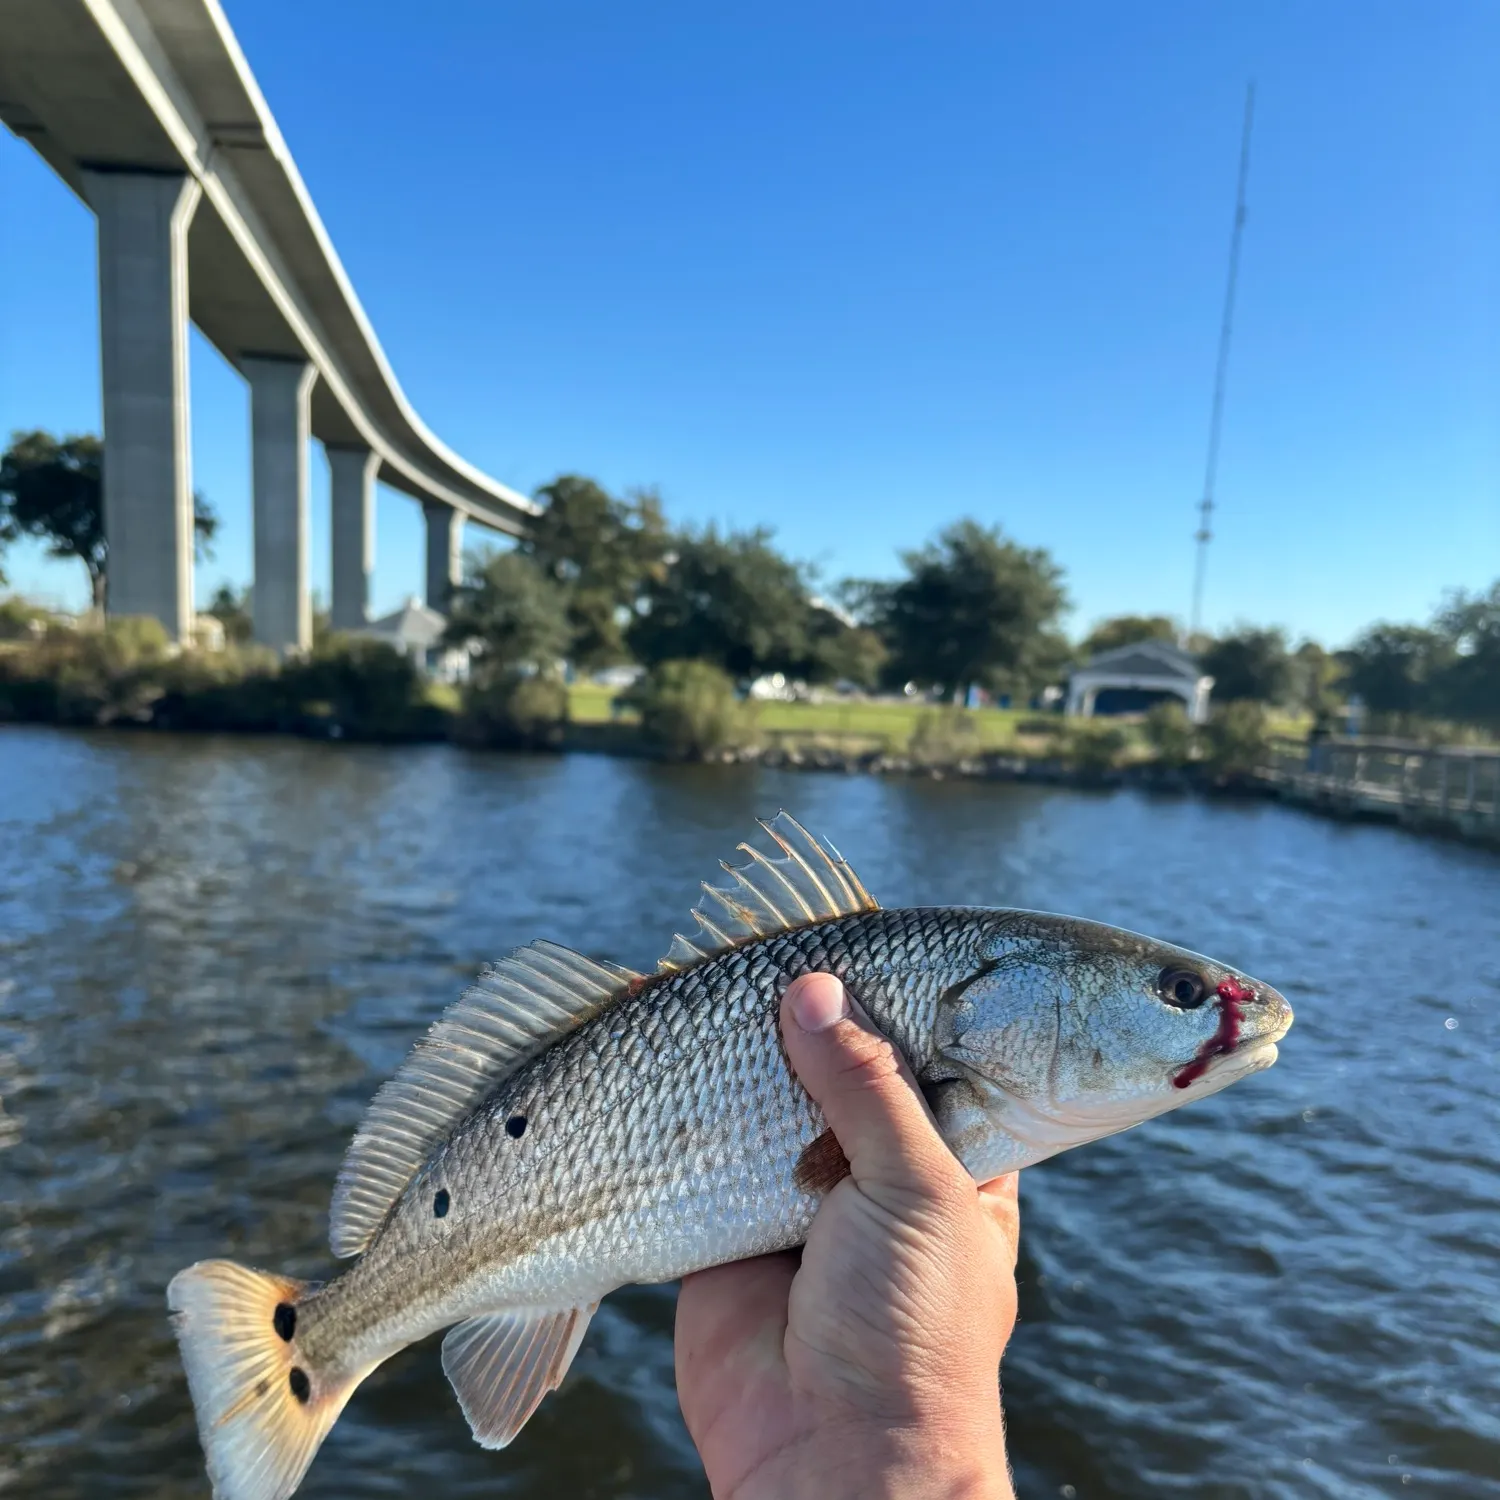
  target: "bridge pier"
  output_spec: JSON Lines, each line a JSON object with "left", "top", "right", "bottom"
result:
{"left": 83, "top": 169, "right": 200, "bottom": 639}
{"left": 328, "top": 444, "right": 377, "bottom": 629}
{"left": 245, "top": 356, "right": 317, "bottom": 653}
{"left": 424, "top": 503, "right": 464, "bottom": 613}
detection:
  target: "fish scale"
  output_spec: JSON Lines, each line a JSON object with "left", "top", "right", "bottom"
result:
{"left": 167, "top": 814, "right": 1292, "bottom": 1500}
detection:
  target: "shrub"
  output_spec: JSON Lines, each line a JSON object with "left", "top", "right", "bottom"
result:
{"left": 281, "top": 637, "right": 437, "bottom": 738}
{"left": 0, "top": 597, "right": 52, "bottom": 641}
{"left": 456, "top": 669, "right": 568, "bottom": 749}
{"left": 1144, "top": 701, "right": 1194, "bottom": 767}
{"left": 0, "top": 615, "right": 171, "bottom": 724}
{"left": 1199, "top": 700, "right": 1270, "bottom": 779}
{"left": 625, "top": 659, "right": 754, "bottom": 759}
{"left": 908, "top": 708, "right": 982, "bottom": 765}
{"left": 1061, "top": 720, "right": 1131, "bottom": 774}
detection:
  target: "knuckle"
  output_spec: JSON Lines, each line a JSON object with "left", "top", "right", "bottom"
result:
{"left": 830, "top": 1024, "right": 907, "bottom": 1095}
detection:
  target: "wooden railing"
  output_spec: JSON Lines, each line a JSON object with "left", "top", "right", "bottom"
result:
{"left": 1261, "top": 737, "right": 1500, "bottom": 834}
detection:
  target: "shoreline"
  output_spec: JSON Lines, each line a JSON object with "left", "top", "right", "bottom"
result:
{"left": 6, "top": 714, "right": 1496, "bottom": 855}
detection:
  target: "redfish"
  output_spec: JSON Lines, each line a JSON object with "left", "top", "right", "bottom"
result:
{"left": 169, "top": 813, "right": 1292, "bottom": 1499}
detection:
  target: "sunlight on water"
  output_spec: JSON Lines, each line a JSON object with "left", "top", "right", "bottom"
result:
{"left": 1, "top": 727, "right": 1498, "bottom": 1498}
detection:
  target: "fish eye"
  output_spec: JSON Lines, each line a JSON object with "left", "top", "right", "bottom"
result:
{"left": 1158, "top": 968, "right": 1209, "bottom": 1009}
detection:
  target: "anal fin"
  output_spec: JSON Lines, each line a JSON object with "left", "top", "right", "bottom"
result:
{"left": 441, "top": 1304, "right": 597, "bottom": 1450}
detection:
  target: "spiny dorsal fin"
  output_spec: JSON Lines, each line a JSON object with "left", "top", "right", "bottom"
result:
{"left": 656, "top": 811, "right": 879, "bottom": 973}
{"left": 329, "top": 941, "right": 642, "bottom": 1259}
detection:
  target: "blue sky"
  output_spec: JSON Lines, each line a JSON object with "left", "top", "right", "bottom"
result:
{"left": 2, "top": 0, "right": 1496, "bottom": 645}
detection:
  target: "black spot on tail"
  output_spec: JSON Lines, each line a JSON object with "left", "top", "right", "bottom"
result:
{"left": 273, "top": 1302, "right": 296, "bottom": 1342}
{"left": 289, "top": 1367, "right": 310, "bottom": 1404}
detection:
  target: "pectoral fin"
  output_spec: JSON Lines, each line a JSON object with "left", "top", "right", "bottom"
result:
{"left": 440, "top": 1304, "right": 597, "bottom": 1450}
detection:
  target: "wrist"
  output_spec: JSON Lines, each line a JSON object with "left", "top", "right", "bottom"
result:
{"left": 727, "top": 1419, "right": 1013, "bottom": 1500}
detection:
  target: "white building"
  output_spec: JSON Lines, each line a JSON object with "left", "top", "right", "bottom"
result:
{"left": 1065, "top": 640, "right": 1213, "bottom": 724}
{"left": 356, "top": 596, "right": 471, "bottom": 683}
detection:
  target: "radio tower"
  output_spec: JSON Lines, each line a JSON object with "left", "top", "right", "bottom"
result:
{"left": 1189, "top": 83, "right": 1256, "bottom": 644}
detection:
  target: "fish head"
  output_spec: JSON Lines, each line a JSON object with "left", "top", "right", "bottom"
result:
{"left": 929, "top": 911, "right": 1293, "bottom": 1180}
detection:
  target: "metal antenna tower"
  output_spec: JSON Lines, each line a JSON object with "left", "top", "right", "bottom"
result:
{"left": 1189, "top": 83, "right": 1256, "bottom": 643}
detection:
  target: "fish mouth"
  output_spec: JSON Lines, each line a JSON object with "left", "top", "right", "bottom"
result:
{"left": 1171, "top": 982, "right": 1292, "bottom": 1092}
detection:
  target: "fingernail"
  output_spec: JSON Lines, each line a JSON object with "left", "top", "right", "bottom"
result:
{"left": 790, "top": 974, "right": 849, "bottom": 1033}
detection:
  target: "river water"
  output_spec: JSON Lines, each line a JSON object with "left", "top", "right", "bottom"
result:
{"left": 1, "top": 726, "right": 1497, "bottom": 1499}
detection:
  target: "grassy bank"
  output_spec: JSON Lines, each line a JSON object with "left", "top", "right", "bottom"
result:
{"left": 0, "top": 618, "right": 1299, "bottom": 784}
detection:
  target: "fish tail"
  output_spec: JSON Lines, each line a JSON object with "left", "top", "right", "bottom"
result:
{"left": 168, "top": 1260, "right": 363, "bottom": 1500}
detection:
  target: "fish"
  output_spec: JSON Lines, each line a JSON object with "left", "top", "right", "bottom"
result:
{"left": 167, "top": 812, "right": 1293, "bottom": 1500}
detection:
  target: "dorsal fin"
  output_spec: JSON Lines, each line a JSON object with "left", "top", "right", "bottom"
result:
{"left": 329, "top": 940, "right": 643, "bottom": 1259}
{"left": 657, "top": 811, "right": 879, "bottom": 972}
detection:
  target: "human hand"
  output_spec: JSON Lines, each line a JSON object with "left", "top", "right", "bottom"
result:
{"left": 675, "top": 972, "right": 1020, "bottom": 1500}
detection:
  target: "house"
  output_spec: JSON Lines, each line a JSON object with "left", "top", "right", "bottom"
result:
{"left": 1065, "top": 639, "right": 1213, "bottom": 724}
{"left": 356, "top": 596, "right": 471, "bottom": 683}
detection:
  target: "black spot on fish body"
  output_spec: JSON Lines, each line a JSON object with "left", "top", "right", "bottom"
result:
{"left": 289, "top": 1367, "right": 310, "bottom": 1404}
{"left": 506, "top": 1114, "right": 527, "bottom": 1139}
{"left": 433, "top": 1188, "right": 450, "bottom": 1218}
{"left": 273, "top": 1302, "right": 296, "bottom": 1342}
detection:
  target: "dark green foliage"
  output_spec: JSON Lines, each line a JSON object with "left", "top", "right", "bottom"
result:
{"left": 0, "top": 429, "right": 216, "bottom": 610}
{"left": 524, "top": 476, "right": 670, "bottom": 668}
{"left": 206, "top": 583, "right": 253, "bottom": 645}
{"left": 455, "top": 669, "right": 568, "bottom": 750}
{"left": 1339, "top": 584, "right": 1500, "bottom": 731}
{"left": 1432, "top": 583, "right": 1500, "bottom": 728}
{"left": 275, "top": 639, "right": 439, "bottom": 738}
{"left": 1, "top": 431, "right": 106, "bottom": 610}
{"left": 804, "top": 608, "right": 888, "bottom": 689}
{"left": 1144, "top": 700, "right": 1194, "bottom": 766}
{"left": 0, "top": 625, "right": 441, "bottom": 739}
{"left": 1061, "top": 721, "right": 1131, "bottom": 774}
{"left": 445, "top": 549, "right": 572, "bottom": 671}
{"left": 0, "top": 615, "right": 171, "bottom": 724}
{"left": 1201, "top": 627, "right": 1294, "bottom": 705}
{"left": 1287, "top": 639, "right": 1341, "bottom": 718}
{"left": 1341, "top": 624, "right": 1455, "bottom": 719}
{"left": 1198, "top": 700, "right": 1270, "bottom": 778}
{"left": 860, "top": 520, "right": 1068, "bottom": 697}
{"left": 628, "top": 527, "right": 817, "bottom": 680}
{"left": 625, "top": 659, "right": 754, "bottom": 759}
{"left": 1081, "top": 614, "right": 1178, "bottom": 658}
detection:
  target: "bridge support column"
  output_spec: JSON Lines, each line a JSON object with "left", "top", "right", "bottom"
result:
{"left": 245, "top": 356, "right": 317, "bottom": 653}
{"left": 424, "top": 503, "right": 464, "bottom": 613}
{"left": 83, "top": 169, "right": 200, "bottom": 639}
{"left": 327, "top": 444, "right": 377, "bottom": 629}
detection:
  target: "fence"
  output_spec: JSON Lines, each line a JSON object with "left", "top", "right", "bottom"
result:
{"left": 1261, "top": 737, "right": 1500, "bottom": 842}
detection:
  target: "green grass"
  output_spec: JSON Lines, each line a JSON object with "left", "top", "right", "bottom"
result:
{"left": 568, "top": 682, "right": 631, "bottom": 724}
{"left": 566, "top": 685, "right": 1061, "bottom": 751}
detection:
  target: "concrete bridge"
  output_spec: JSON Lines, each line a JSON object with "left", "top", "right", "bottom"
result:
{"left": 0, "top": 0, "right": 537, "bottom": 647}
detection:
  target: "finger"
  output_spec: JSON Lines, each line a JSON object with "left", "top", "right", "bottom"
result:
{"left": 780, "top": 972, "right": 959, "bottom": 1205}
{"left": 977, "top": 1172, "right": 1020, "bottom": 1269}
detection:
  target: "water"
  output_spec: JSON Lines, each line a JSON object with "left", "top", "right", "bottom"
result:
{"left": 1, "top": 726, "right": 1497, "bottom": 1499}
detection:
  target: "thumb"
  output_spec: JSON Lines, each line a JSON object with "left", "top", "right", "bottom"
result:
{"left": 780, "top": 972, "right": 963, "bottom": 1210}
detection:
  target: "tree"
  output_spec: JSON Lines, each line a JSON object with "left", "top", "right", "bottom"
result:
{"left": 865, "top": 519, "right": 1068, "bottom": 697}
{"left": 523, "top": 475, "right": 670, "bottom": 668}
{"left": 444, "top": 548, "right": 571, "bottom": 672}
{"left": 1341, "top": 623, "right": 1453, "bottom": 718}
{"left": 206, "top": 583, "right": 253, "bottom": 646}
{"left": 1200, "top": 626, "right": 1294, "bottom": 705}
{"left": 1287, "top": 639, "right": 1341, "bottom": 719}
{"left": 1080, "top": 614, "right": 1177, "bottom": 658}
{"left": 0, "top": 428, "right": 216, "bottom": 612}
{"left": 805, "top": 604, "right": 888, "bottom": 688}
{"left": 1432, "top": 581, "right": 1500, "bottom": 728}
{"left": 628, "top": 526, "right": 817, "bottom": 679}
